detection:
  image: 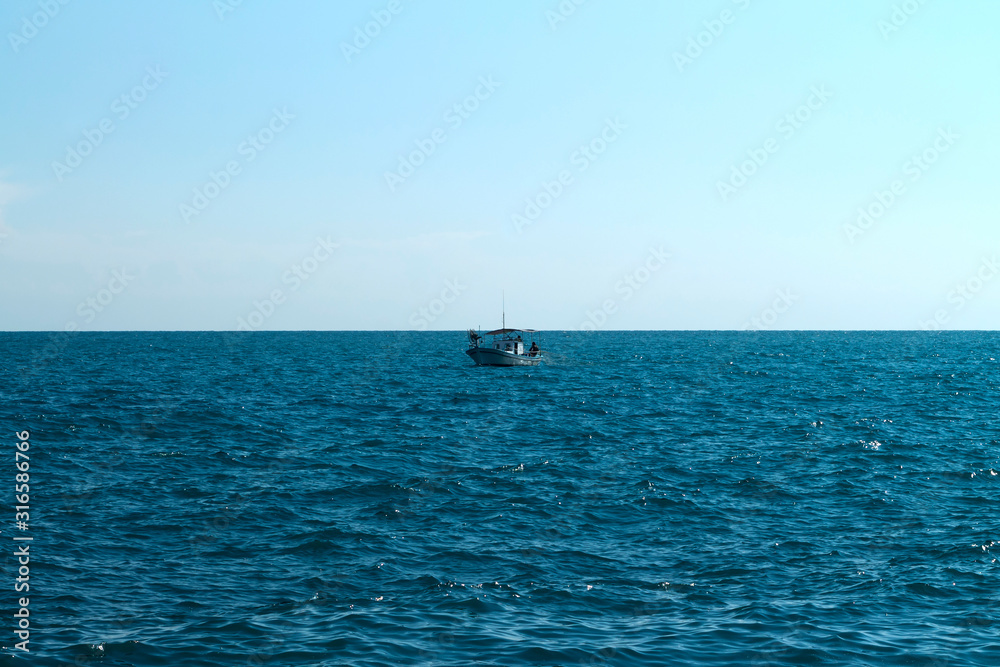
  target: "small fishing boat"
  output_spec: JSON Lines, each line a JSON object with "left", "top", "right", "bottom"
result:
{"left": 466, "top": 328, "right": 542, "bottom": 366}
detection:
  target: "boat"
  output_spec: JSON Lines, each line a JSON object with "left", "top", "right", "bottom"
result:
{"left": 466, "top": 328, "right": 543, "bottom": 366}
{"left": 467, "top": 295, "right": 543, "bottom": 366}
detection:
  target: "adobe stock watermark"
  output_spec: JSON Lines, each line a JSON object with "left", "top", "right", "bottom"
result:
{"left": 512, "top": 117, "right": 626, "bottom": 233}
{"left": 579, "top": 246, "right": 669, "bottom": 331}
{"left": 236, "top": 235, "right": 337, "bottom": 330}
{"left": 878, "top": 0, "right": 930, "bottom": 40}
{"left": 340, "top": 0, "right": 402, "bottom": 63}
{"left": 546, "top": 0, "right": 587, "bottom": 31}
{"left": 21, "top": 268, "right": 136, "bottom": 381}
{"left": 75, "top": 269, "right": 135, "bottom": 324}
{"left": 384, "top": 76, "right": 501, "bottom": 192}
{"left": 8, "top": 0, "right": 70, "bottom": 53}
{"left": 51, "top": 66, "right": 168, "bottom": 182}
{"left": 919, "top": 256, "right": 999, "bottom": 330}
{"left": 742, "top": 289, "right": 798, "bottom": 330}
{"left": 179, "top": 107, "right": 294, "bottom": 223}
{"left": 213, "top": 0, "right": 244, "bottom": 21}
{"left": 409, "top": 279, "right": 466, "bottom": 330}
{"left": 717, "top": 85, "right": 832, "bottom": 202}
{"left": 843, "top": 127, "right": 958, "bottom": 243}
{"left": 673, "top": 0, "right": 752, "bottom": 73}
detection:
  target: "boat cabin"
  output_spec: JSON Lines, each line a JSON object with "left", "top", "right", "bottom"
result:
{"left": 496, "top": 338, "right": 523, "bottom": 355}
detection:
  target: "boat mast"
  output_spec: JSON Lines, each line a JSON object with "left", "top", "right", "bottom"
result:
{"left": 502, "top": 291, "right": 505, "bottom": 330}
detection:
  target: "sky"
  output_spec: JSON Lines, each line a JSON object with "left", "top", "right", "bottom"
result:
{"left": 2, "top": 0, "right": 999, "bottom": 331}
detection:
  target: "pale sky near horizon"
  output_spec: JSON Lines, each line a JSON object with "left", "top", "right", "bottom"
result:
{"left": 2, "top": 1, "right": 999, "bottom": 331}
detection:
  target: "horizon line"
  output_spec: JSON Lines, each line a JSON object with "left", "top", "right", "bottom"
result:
{"left": 0, "top": 329, "right": 986, "bottom": 334}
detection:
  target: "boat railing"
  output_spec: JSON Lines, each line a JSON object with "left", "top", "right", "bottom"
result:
{"left": 466, "top": 329, "right": 542, "bottom": 357}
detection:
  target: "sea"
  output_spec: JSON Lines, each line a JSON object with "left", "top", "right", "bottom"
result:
{"left": 1, "top": 331, "right": 998, "bottom": 666}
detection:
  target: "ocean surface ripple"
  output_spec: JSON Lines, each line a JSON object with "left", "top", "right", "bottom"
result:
{"left": 2, "top": 331, "right": 999, "bottom": 665}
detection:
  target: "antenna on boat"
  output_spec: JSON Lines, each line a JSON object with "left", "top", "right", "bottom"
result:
{"left": 502, "top": 291, "right": 505, "bottom": 330}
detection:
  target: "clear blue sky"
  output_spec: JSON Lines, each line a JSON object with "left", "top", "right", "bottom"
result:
{"left": 2, "top": 0, "right": 998, "bottom": 330}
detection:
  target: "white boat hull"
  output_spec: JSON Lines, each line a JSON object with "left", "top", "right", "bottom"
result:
{"left": 466, "top": 347, "right": 541, "bottom": 366}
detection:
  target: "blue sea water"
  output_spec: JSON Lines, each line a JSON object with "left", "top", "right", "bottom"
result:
{"left": 2, "top": 331, "right": 999, "bottom": 666}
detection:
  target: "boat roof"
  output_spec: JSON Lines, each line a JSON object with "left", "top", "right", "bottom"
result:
{"left": 485, "top": 328, "right": 536, "bottom": 335}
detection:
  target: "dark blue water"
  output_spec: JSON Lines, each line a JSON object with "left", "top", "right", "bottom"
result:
{"left": 2, "top": 331, "right": 999, "bottom": 665}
